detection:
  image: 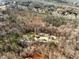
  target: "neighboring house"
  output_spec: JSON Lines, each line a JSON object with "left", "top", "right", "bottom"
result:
{"left": 0, "top": 5, "right": 7, "bottom": 11}
{"left": 17, "top": 5, "right": 28, "bottom": 10}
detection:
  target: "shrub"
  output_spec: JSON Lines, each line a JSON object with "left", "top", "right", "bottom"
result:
{"left": 44, "top": 16, "right": 66, "bottom": 27}
{"left": 0, "top": 32, "right": 19, "bottom": 52}
{"left": 6, "top": 16, "right": 16, "bottom": 23}
{"left": 7, "top": 32, "right": 19, "bottom": 49}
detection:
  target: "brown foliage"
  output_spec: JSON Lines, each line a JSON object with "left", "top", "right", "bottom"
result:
{"left": 30, "top": 16, "right": 44, "bottom": 27}
{"left": 25, "top": 52, "right": 44, "bottom": 59}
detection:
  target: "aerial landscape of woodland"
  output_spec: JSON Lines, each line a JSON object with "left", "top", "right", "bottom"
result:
{"left": 0, "top": 0, "right": 79, "bottom": 59}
